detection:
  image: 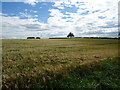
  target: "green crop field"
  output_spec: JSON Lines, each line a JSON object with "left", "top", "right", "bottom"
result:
{"left": 2, "top": 38, "right": 119, "bottom": 88}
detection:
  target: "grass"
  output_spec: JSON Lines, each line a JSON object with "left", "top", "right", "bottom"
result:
{"left": 39, "top": 57, "right": 120, "bottom": 89}
{"left": 2, "top": 38, "right": 119, "bottom": 88}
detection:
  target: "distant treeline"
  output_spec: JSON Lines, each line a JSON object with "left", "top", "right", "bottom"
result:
{"left": 75, "top": 37, "right": 119, "bottom": 39}
{"left": 27, "top": 37, "right": 119, "bottom": 39}
{"left": 49, "top": 37, "right": 119, "bottom": 39}
{"left": 49, "top": 37, "right": 68, "bottom": 39}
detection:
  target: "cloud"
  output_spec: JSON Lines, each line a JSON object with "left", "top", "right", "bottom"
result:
{"left": 19, "top": 11, "right": 38, "bottom": 19}
{"left": 22, "top": 0, "right": 38, "bottom": 5}
{"left": 2, "top": 0, "right": 38, "bottom": 5}
{"left": 47, "top": 0, "right": 119, "bottom": 37}
{"left": 1, "top": 12, "right": 68, "bottom": 39}
{"left": 1, "top": 13, "right": 50, "bottom": 39}
{"left": 1, "top": 0, "right": 119, "bottom": 38}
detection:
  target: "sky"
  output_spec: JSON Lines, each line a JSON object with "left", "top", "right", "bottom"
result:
{"left": 0, "top": 0, "right": 119, "bottom": 39}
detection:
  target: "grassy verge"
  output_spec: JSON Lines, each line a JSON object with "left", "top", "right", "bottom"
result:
{"left": 36, "top": 57, "right": 120, "bottom": 89}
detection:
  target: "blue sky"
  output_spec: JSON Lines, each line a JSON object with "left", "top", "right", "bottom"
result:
{"left": 1, "top": 0, "right": 119, "bottom": 39}
{"left": 2, "top": 2, "right": 55, "bottom": 23}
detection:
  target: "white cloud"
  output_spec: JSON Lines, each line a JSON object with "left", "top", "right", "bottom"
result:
{"left": 47, "top": 0, "right": 119, "bottom": 37}
{"left": 33, "top": 11, "right": 38, "bottom": 13}
{"left": 1, "top": 13, "right": 51, "bottom": 39}
{"left": 1, "top": 0, "right": 119, "bottom": 38}
{"left": 1, "top": 12, "right": 68, "bottom": 39}
{"left": 22, "top": 0, "right": 38, "bottom": 5}
{"left": 2, "top": 0, "right": 38, "bottom": 5}
{"left": 19, "top": 12, "right": 31, "bottom": 18}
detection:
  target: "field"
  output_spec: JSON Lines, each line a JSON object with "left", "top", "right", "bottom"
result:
{"left": 2, "top": 38, "right": 119, "bottom": 88}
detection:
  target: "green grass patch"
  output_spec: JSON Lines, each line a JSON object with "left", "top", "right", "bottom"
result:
{"left": 36, "top": 57, "right": 120, "bottom": 89}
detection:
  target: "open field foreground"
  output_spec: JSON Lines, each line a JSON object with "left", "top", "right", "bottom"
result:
{"left": 2, "top": 38, "right": 119, "bottom": 88}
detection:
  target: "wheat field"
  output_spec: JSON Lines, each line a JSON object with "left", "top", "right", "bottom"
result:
{"left": 2, "top": 38, "right": 119, "bottom": 88}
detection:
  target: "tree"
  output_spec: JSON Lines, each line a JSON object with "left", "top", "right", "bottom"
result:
{"left": 67, "top": 32, "right": 74, "bottom": 38}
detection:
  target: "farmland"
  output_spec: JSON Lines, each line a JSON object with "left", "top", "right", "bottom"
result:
{"left": 2, "top": 38, "right": 119, "bottom": 88}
